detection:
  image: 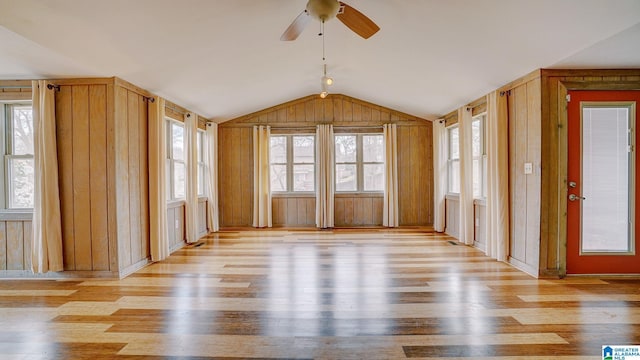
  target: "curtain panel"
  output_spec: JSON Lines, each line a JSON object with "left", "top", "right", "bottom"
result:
{"left": 148, "top": 97, "right": 170, "bottom": 261}
{"left": 184, "top": 112, "right": 199, "bottom": 243}
{"left": 383, "top": 124, "right": 399, "bottom": 227}
{"left": 485, "top": 91, "right": 510, "bottom": 261}
{"left": 253, "top": 125, "right": 272, "bottom": 228}
{"left": 31, "top": 80, "right": 64, "bottom": 273}
{"left": 458, "top": 107, "right": 475, "bottom": 245}
{"left": 432, "top": 120, "right": 447, "bottom": 232}
{"left": 315, "top": 124, "right": 335, "bottom": 228}
{"left": 205, "top": 122, "right": 219, "bottom": 232}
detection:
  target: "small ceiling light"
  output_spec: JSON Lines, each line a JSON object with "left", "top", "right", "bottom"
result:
{"left": 320, "top": 63, "right": 333, "bottom": 98}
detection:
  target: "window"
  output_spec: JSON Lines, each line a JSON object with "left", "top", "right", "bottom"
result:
{"left": 166, "top": 120, "right": 185, "bottom": 200}
{"left": 335, "top": 134, "right": 384, "bottom": 192}
{"left": 1, "top": 103, "right": 34, "bottom": 209}
{"left": 197, "top": 130, "right": 205, "bottom": 196}
{"left": 269, "top": 135, "right": 315, "bottom": 192}
{"left": 447, "top": 125, "right": 460, "bottom": 194}
{"left": 472, "top": 114, "right": 487, "bottom": 198}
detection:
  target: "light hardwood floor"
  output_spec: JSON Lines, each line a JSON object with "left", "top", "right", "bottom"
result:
{"left": 1, "top": 228, "right": 639, "bottom": 359}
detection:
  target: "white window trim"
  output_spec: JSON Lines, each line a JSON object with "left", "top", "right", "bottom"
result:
{"left": 472, "top": 113, "right": 487, "bottom": 199}
{"left": 166, "top": 118, "right": 185, "bottom": 201}
{"left": 335, "top": 133, "right": 384, "bottom": 194}
{"left": 446, "top": 125, "right": 460, "bottom": 195}
{"left": 270, "top": 134, "right": 316, "bottom": 194}
{"left": 1, "top": 102, "right": 34, "bottom": 212}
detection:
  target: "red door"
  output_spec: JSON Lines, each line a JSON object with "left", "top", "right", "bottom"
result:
{"left": 567, "top": 90, "right": 640, "bottom": 274}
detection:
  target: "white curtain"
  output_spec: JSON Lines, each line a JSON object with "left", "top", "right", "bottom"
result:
{"left": 432, "top": 119, "right": 447, "bottom": 232}
{"left": 485, "top": 91, "right": 510, "bottom": 260}
{"left": 458, "top": 107, "right": 475, "bottom": 245}
{"left": 148, "top": 97, "right": 169, "bottom": 261}
{"left": 205, "top": 122, "right": 219, "bottom": 232}
{"left": 316, "top": 124, "right": 334, "bottom": 228}
{"left": 185, "top": 112, "right": 199, "bottom": 243}
{"left": 31, "top": 80, "right": 63, "bottom": 273}
{"left": 253, "top": 125, "right": 272, "bottom": 228}
{"left": 383, "top": 124, "right": 399, "bottom": 227}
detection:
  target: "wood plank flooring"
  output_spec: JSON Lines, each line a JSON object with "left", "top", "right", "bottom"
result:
{"left": 1, "top": 228, "right": 639, "bottom": 359}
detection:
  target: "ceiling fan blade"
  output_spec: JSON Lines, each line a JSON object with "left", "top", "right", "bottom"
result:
{"left": 280, "top": 10, "right": 311, "bottom": 41}
{"left": 336, "top": 1, "right": 380, "bottom": 39}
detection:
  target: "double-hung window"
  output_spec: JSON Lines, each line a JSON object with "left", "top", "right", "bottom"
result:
{"left": 1, "top": 103, "right": 34, "bottom": 209}
{"left": 166, "top": 120, "right": 185, "bottom": 200}
{"left": 447, "top": 125, "right": 460, "bottom": 194}
{"left": 335, "top": 134, "right": 384, "bottom": 192}
{"left": 269, "top": 134, "right": 315, "bottom": 192}
{"left": 471, "top": 114, "right": 487, "bottom": 198}
{"left": 197, "top": 129, "right": 205, "bottom": 196}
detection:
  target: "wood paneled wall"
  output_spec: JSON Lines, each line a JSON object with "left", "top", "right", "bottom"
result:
{"left": 218, "top": 94, "right": 433, "bottom": 228}
{"left": 114, "top": 83, "right": 150, "bottom": 272}
{"left": 0, "top": 220, "right": 32, "bottom": 271}
{"left": 506, "top": 77, "right": 542, "bottom": 276}
{"left": 538, "top": 69, "right": 640, "bottom": 277}
{"left": 445, "top": 196, "right": 460, "bottom": 239}
{"left": 218, "top": 127, "right": 253, "bottom": 227}
{"left": 56, "top": 81, "right": 114, "bottom": 272}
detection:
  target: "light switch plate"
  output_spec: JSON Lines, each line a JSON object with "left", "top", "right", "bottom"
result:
{"left": 524, "top": 162, "right": 533, "bottom": 174}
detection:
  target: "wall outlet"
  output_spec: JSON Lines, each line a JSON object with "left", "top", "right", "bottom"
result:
{"left": 524, "top": 162, "right": 533, "bottom": 175}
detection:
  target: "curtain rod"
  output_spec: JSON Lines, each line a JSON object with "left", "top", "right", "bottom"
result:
{"left": 0, "top": 84, "right": 60, "bottom": 91}
{"left": 270, "top": 125, "right": 384, "bottom": 130}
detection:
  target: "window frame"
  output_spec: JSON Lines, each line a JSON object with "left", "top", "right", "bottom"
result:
{"left": 1, "top": 102, "right": 34, "bottom": 210}
{"left": 197, "top": 129, "right": 206, "bottom": 197}
{"left": 472, "top": 113, "right": 487, "bottom": 199}
{"left": 166, "top": 118, "right": 185, "bottom": 201}
{"left": 269, "top": 134, "right": 316, "bottom": 194}
{"left": 334, "top": 133, "right": 384, "bottom": 193}
{"left": 447, "top": 125, "right": 460, "bottom": 195}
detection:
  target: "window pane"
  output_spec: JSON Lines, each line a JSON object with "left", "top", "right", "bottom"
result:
{"left": 363, "top": 135, "right": 384, "bottom": 162}
{"left": 270, "top": 136, "right": 287, "bottom": 163}
{"left": 270, "top": 164, "right": 287, "bottom": 192}
{"left": 335, "top": 135, "right": 356, "bottom": 163}
{"left": 473, "top": 158, "right": 480, "bottom": 198}
{"left": 448, "top": 160, "right": 460, "bottom": 193}
{"left": 9, "top": 158, "right": 34, "bottom": 208}
{"left": 472, "top": 119, "right": 481, "bottom": 157}
{"left": 364, "top": 164, "right": 384, "bottom": 191}
{"left": 336, "top": 164, "right": 357, "bottom": 192}
{"left": 174, "top": 161, "right": 185, "bottom": 199}
{"left": 166, "top": 159, "right": 172, "bottom": 199}
{"left": 12, "top": 106, "right": 34, "bottom": 155}
{"left": 293, "top": 136, "right": 314, "bottom": 163}
{"left": 198, "top": 164, "right": 205, "bottom": 196}
{"left": 449, "top": 127, "right": 459, "bottom": 159}
{"left": 197, "top": 131, "right": 203, "bottom": 162}
{"left": 293, "top": 164, "right": 314, "bottom": 191}
{"left": 172, "top": 123, "right": 184, "bottom": 160}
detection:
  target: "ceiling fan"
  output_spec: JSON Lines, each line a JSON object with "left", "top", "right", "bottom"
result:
{"left": 280, "top": 0, "right": 380, "bottom": 41}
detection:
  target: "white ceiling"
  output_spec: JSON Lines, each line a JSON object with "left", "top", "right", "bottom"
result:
{"left": 0, "top": 0, "right": 639, "bottom": 122}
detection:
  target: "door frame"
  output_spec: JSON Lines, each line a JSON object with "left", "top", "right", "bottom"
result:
{"left": 556, "top": 82, "right": 640, "bottom": 277}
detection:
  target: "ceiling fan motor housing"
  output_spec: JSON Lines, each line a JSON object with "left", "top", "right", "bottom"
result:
{"left": 306, "top": 0, "right": 341, "bottom": 21}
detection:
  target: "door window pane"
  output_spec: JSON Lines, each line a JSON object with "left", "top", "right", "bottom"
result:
{"left": 581, "top": 107, "right": 630, "bottom": 252}
{"left": 172, "top": 123, "right": 184, "bottom": 160}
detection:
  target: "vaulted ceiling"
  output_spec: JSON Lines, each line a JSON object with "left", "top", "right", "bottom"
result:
{"left": 1, "top": 0, "right": 639, "bottom": 122}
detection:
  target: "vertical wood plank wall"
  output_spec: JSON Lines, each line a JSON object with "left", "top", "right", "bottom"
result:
{"left": 218, "top": 94, "right": 433, "bottom": 228}
{"left": 56, "top": 80, "right": 117, "bottom": 273}
{"left": 114, "top": 84, "right": 150, "bottom": 273}
{"left": 507, "top": 77, "right": 542, "bottom": 275}
{"left": 0, "top": 221, "right": 32, "bottom": 270}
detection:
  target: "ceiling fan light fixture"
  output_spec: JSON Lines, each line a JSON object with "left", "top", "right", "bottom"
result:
{"left": 322, "top": 75, "right": 334, "bottom": 86}
{"left": 320, "top": 91, "right": 329, "bottom": 99}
